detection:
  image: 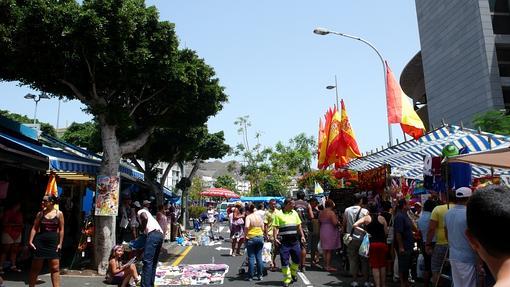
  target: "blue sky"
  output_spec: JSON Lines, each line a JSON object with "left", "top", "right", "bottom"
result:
{"left": 0, "top": 1, "right": 420, "bottom": 157}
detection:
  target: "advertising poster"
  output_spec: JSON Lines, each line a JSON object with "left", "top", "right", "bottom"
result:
{"left": 95, "top": 175, "right": 120, "bottom": 216}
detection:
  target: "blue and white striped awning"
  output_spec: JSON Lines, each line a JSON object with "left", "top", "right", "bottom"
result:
{"left": 0, "top": 132, "right": 101, "bottom": 174}
{"left": 346, "top": 125, "right": 510, "bottom": 179}
{"left": 0, "top": 132, "right": 144, "bottom": 180}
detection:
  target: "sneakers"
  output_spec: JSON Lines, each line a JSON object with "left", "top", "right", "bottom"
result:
{"left": 291, "top": 276, "right": 298, "bottom": 283}
{"left": 364, "top": 282, "right": 374, "bottom": 287}
{"left": 283, "top": 283, "right": 289, "bottom": 287}
{"left": 350, "top": 282, "right": 359, "bottom": 287}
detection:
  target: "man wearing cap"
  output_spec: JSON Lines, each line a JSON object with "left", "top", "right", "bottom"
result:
{"left": 273, "top": 198, "right": 306, "bottom": 287}
{"left": 142, "top": 200, "right": 151, "bottom": 211}
{"left": 444, "top": 187, "right": 478, "bottom": 287}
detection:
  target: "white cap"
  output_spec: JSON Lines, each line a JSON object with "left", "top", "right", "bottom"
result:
{"left": 456, "top": 187, "right": 472, "bottom": 198}
{"left": 143, "top": 200, "right": 151, "bottom": 205}
{"left": 133, "top": 201, "right": 141, "bottom": 208}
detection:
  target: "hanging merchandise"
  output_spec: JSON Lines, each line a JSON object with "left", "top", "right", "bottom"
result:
{"left": 359, "top": 165, "right": 390, "bottom": 192}
{"left": 446, "top": 146, "right": 472, "bottom": 189}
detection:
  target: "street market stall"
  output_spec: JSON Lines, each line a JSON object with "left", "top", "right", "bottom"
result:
{"left": 346, "top": 125, "right": 510, "bottom": 181}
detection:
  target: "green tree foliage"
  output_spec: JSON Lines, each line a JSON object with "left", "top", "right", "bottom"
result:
{"left": 233, "top": 117, "right": 315, "bottom": 196}
{"left": 297, "top": 169, "right": 340, "bottom": 191}
{"left": 473, "top": 110, "right": 510, "bottom": 135}
{"left": 61, "top": 121, "right": 102, "bottom": 153}
{"left": 0, "top": 109, "right": 57, "bottom": 137}
{"left": 189, "top": 177, "right": 204, "bottom": 201}
{"left": 259, "top": 174, "right": 289, "bottom": 196}
{"left": 270, "top": 133, "right": 316, "bottom": 175}
{"left": 214, "top": 175, "right": 237, "bottom": 192}
{"left": 0, "top": 0, "right": 227, "bottom": 273}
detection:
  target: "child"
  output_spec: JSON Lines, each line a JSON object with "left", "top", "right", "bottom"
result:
{"left": 106, "top": 245, "right": 140, "bottom": 287}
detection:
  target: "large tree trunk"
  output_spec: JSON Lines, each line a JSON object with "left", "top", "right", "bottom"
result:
{"left": 95, "top": 124, "right": 121, "bottom": 275}
{"left": 180, "top": 159, "right": 201, "bottom": 229}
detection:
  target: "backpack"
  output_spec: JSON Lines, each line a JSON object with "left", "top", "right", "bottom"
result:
{"left": 294, "top": 200, "right": 309, "bottom": 226}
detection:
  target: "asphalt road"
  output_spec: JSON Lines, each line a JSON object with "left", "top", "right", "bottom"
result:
{"left": 177, "top": 223, "right": 412, "bottom": 287}
{"left": 3, "top": 222, "right": 419, "bottom": 286}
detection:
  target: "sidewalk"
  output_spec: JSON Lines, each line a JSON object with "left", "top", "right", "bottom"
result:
{"left": 2, "top": 241, "right": 187, "bottom": 286}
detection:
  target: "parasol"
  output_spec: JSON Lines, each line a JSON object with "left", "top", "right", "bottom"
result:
{"left": 200, "top": 188, "right": 240, "bottom": 198}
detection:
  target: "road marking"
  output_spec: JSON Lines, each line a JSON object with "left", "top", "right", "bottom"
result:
{"left": 171, "top": 246, "right": 192, "bottom": 266}
{"left": 297, "top": 271, "right": 313, "bottom": 286}
{"left": 215, "top": 246, "right": 231, "bottom": 251}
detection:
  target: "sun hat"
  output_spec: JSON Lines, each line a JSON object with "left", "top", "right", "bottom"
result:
{"left": 143, "top": 200, "right": 151, "bottom": 205}
{"left": 133, "top": 201, "right": 141, "bottom": 208}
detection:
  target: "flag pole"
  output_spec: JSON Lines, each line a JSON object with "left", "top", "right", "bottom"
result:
{"left": 335, "top": 75, "right": 339, "bottom": 108}
{"left": 314, "top": 28, "right": 394, "bottom": 146}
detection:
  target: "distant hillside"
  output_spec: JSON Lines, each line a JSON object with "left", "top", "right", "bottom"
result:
{"left": 185, "top": 160, "right": 243, "bottom": 180}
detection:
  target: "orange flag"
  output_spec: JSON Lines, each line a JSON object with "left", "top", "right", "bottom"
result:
{"left": 327, "top": 100, "right": 361, "bottom": 167}
{"left": 317, "top": 107, "right": 335, "bottom": 169}
{"left": 386, "top": 61, "right": 426, "bottom": 139}
{"left": 45, "top": 173, "right": 59, "bottom": 209}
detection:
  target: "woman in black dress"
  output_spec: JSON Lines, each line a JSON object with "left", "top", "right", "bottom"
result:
{"left": 28, "top": 195, "right": 65, "bottom": 287}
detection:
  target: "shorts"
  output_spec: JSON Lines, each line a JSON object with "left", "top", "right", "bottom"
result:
{"left": 1, "top": 233, "right": 21, "bottom": 244}
{"left": 431, "top": 244, "right": 448, "bottom": 273}
{"left": 369, "top": 242, "right": 388, "bottom": 269}
{"left": 397, "top": 250, "right": 412, "bottom": 276}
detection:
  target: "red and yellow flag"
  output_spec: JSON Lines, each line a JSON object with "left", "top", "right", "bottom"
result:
{"left": 45, "top": 173, "right": 59, "bottom": 209}
{"left": 317, "top": 107, "right": 335, "bottom": 169}
{"left": 386, "top": 62, "right": 426, "bottom": 139}
{"left": 327, "top": 100, "right": 361, "bottom": 167}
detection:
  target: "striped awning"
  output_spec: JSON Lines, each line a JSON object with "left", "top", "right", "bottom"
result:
{"left": 0, "top": 132, "right": 144, "bottom": 180}
{"left": 346, "top": 125, "right": 510, "bottom": 179}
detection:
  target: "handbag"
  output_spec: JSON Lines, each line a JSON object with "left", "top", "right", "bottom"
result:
{"left": 343, "top": 207, "right": 364, "bottom": 246}
{"left": 386, "top": 216, "right": 394, "bottom": 244}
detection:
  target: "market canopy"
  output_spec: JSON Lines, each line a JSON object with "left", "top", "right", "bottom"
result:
{"left": 346, "top": 125, "right": 510, "bottom": 179}
{"left": 200, "top": 188, "right": 240, "bottom": 198}
{"left": 448, "top": 146, "right": 510, "bottom": 169}
{"left": 0, "top": 131, "right": 144, "bottom": 180}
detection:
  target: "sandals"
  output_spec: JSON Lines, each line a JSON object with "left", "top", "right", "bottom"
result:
{"left": 10, "top": 266, "right": 21, "bottom": 272}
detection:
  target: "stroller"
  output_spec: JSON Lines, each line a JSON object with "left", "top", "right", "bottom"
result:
{"left": 238, "top": 242, "right": 271, "bottom": 277}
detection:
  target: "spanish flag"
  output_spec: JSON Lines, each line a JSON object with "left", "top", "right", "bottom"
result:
{"left": 327, "top": 100, "right": 361, "bottom": 167}
{"left": 386, "top": 62, "right": 426, "bottom": 139}
{"left": 317, "top": 107, "right": 335, "bottom": 169}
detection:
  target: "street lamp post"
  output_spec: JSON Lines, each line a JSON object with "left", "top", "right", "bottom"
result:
{"left": 326, "top": 75, "right": 340, "bottom": 108}
{"left": 24, "top": 93, "right": 50, "bottom": 124}
{"left": 314, "top": 27, "right": 393, "bottom": 146}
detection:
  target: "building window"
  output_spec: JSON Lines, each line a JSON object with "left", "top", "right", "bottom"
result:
{"left": 503, "top": 88, "right": 510, "bottom": 111}
{"left": 497, "top": 47, "right": 510, "bottom": 77}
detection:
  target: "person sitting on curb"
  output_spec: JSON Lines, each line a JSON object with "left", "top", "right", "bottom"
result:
{"left": 106, "top": 245, "right": 140, "bottom": 287}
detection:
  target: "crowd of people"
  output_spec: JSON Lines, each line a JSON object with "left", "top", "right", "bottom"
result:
{"left": 220, "top": 185, "right": 510, "bottom": 287}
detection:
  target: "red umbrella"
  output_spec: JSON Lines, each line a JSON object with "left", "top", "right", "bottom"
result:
{"left": 200, "top": 188, "right": 240, "bottom": 198}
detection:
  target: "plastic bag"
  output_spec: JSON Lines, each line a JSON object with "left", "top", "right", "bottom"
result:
{"left": 358, "top": 234, "right": 370, "bottom": 258}
{"left": 417, "top": 253, "right": 425, "bottom": 279}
